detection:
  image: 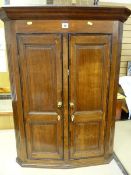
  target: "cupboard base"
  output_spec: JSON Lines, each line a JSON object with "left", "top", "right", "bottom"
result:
{"left": 16, "top": 155, "right": 113, "bottom": 169}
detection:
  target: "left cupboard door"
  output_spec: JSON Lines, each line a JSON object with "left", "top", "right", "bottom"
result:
{"left": 17, "top": 34, "right": 63, "bottom": 160}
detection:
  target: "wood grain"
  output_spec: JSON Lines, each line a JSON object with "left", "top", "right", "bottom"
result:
{"left": 69, "top": 34, "right": 111, "bottom": 159}
{"left": 1, "top": 6, "right": 130, "bottom": 168}
{"left": 0, "top": 6, "right": 130, "bottom": 22}
{"left": 17, "top": 34, "right": 64, "bottom": 160}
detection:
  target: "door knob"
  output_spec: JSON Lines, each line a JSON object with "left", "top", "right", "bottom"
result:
{"left": 57, "top": 115, "right": 61, "bottom": 121}
{"left": 71, "top": 115, "right": 75, "bottom": 122}
{"left": 57, "top": 101, "right": 62, "bottom": 108}
{"left": 70, "top": 102, "right": 74, "bottom": 108}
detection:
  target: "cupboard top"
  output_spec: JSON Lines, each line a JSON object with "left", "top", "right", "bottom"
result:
{"left": 0, "top": 6, "right": 131, "bottom": 22}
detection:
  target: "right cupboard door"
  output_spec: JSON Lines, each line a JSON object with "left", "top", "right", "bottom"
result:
{"left": 69, "top": 34, "right": 111, "bottom": 159}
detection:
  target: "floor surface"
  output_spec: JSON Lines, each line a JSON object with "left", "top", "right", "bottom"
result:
{"left": 0, "top": 129, "right": 124, "bottom": 175}
{"left": 114, "top": 120, "right": 131, "bottom": 175}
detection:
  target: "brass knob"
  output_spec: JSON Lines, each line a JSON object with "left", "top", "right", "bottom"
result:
{"left": 70, "top": 102, "right": 74, "bottom": 108}
{"left": 71, "top": 115, "right": 75, "bottom": 122}
{"left": 57, "top": 115, "right": 61, "bottom": 121}
{"left": 57, "top": 101, "right": 62, "bottom": 108}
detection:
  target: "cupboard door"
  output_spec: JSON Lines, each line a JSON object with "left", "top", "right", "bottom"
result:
{"left": 17, "top": 34, "right": 63, "bottom": 160}
{"left": 69, "top": 34, "right": 111, "bottom": 159}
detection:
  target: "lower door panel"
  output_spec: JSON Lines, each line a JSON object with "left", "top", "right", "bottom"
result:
{"left": 26, "top": 115, "right": 63, "bottom": 160}
{"left": 70, "top": 112, "right": 105, "bottom": 159}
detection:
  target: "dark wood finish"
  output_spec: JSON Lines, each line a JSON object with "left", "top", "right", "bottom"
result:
{"left": 116, "top": 100, "right": 123, "bottom": 120}
{"left": 17, "top": 34, "right": 63, "bottom": 160}
{"left": 69, "top": 34, "right": 111, "bottom": 159}
{"left": 0, "top": 6, "right": 131, "bottom": 168}
{"left": 4, "top": 20, "right": 27, "bottom": 161}
{"left": 0, "top": 6, "right": 130, "bottom": 22}
{"left": 63, "top": 34, "right": 69, "bottom": 161}
{"left": 104, "top": 21, "right": 123, "bottom": 159}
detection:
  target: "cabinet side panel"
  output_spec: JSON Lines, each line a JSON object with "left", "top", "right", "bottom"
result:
{"left": 105, "top": 21, "right": 123, "bottom": 159}
{"left": 4, "top": 21, "right": 27, "bottom": 161}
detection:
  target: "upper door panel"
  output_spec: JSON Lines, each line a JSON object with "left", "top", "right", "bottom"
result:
{"left": 17, "top": 34, "right": 62, "bottom": 114}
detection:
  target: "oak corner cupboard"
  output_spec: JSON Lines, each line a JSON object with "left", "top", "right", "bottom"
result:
{"left": 0, "top": 6, "right": 130, "bottom": 168}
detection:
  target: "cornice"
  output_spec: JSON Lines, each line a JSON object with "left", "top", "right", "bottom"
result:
{"left": 0, "top": 6, "right": 131, "bottom": 22}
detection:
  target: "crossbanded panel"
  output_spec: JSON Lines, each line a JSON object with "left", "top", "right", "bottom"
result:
{"left": 25, "top": 45, "right": 57, "bottom": 112}
{"left": 76, "top": 45, "right": 103, "bottom": 111}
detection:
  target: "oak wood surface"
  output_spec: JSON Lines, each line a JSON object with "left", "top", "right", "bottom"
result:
{"left": 4, "top": 20, "right": 27, "bottom": 161}
{"left": 17, "top": 34, "right": 63, "bottom": 160}
{"left": 69, "top": 34, "right": 111, "bottom": 159}
{"left": 13, "top": 20, "right": 115, "bottom": 34}
{"left": 1, "top": 6, "right": 130, "bottom": 168}
{"left": 0, "top": 6, "right": 130, "bottom": 22}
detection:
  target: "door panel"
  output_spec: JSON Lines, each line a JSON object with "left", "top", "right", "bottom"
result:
{"left": 25, "top": 45, "right": 57, "bottom": 112}
{"left": 76, "top": 45, "right": 103, "bottom": 111}
{"left": 17, "top": 34, "right": 63, "bottom": 160}
{"left": 26, "top": 115, "right": 63, "bottom": 159}
{"left": 69, "top": 34, "right": 111, "bottom": 159}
